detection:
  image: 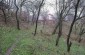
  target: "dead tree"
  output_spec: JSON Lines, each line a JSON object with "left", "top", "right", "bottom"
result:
{"left": 56, "top": 11, "right": 63, "bottom": 46}
{"left": 78, "top": 19, "right": 85, "bottom": 43}
{"left": 14, "top": 0, "right": 20, "bottom": 30}
{"left": 52, "top": 23, "right": 59, "bottom": 35}
{"left": 52, "top": 0, "right": 72, "bottom": 35}
{"left": 34, "top": 0, "right": 45, "bottom": 36}
{"left": 67, "top": 0, "right": 80, "bottom": 52}
{"left": 19, "top": 0, "right": 27, "bottom": 20}
{"left": 55, "top": 0, "right": 72, "bottom": 46}
{"left": 0, "top": 1, "right": 9, "bottom": 24}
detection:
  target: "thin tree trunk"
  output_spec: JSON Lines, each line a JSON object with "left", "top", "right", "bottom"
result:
{"left": 34, "top": 0, "right": 44, "bottom": 36}
{"left": 2, "top": 9, "right": 7, "bottom": 24}
{"left": 34, "top": 8, "right": 41, "bottom": 36}
{"left": 74, "top": 23, "right": 77, "bottom": 34}
{"left": 56, "top": 13, "right": 63, "bottom": 46}
{"left": 15, "top": 8, "right": 20, "bottom": 30}
{"left": 52, "top": 23, "right": 59, "bottom": 35}
{"left": 32, "top": 11, "right": 35, "bottom": 25}
{"left": 14, "top": 0, "right": 20, "bottom": 30}
{"left": 67, "top": 0, "right": 80, "bottom": 52}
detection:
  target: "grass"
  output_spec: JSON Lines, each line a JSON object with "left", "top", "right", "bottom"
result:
{"left": 0, "top": 26, "right": 85, "bottom": 55}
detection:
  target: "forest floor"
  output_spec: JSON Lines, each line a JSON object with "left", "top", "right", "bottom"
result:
{"left": 0, "top": 26, "right": 85, "bottom": 55}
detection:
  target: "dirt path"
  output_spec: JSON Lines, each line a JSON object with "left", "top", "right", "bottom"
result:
{"left": 5, "top": 37, "right": 20, "bottom": 55}
{"left": 5, "top": 43, "right": 16, "bottom": 55}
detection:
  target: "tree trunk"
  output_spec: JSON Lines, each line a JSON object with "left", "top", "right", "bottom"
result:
{"left": 52, "top": 23, "right": 59, "bottom": 35}
{"left": 34, "top": 8, "right": 41, "bottom": 36}
{"left": 32, "top": 11, "right": 35, "bottom": 25}
{"left": 56, "top": 13, "right": 63, "bottom": 46}
{"left": 34, "top": 0, "right": 44, "bottom": 36}
{"left": 14, "top": 0, "right": 20, "bottom": 30}
{"left": 67, "top": 0, "right": 80, "bottom": 52}
{"left": 78, "top": 36, "right": 82, "bottom": 43}
{"left": 15, "top": 9, "right": 20, "bottom": 30}
{"left": 2, "top": 9, "right": 7, "bottom": 24}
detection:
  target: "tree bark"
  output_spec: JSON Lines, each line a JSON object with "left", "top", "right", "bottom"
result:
{"left": 67, "top": 0, "right": 80, "bottom": 52}
{"left": 52, "top": 23, "right": 59, "bottom": 35}
{"left": 2, "top": 9, "right": 7, "bottom": 24}
{"left": 34, "top": 7, "right": 41, "bottom": 36}
{"left": 14, "top": 0, "right": 20, "bottom": 30}
{"left": 56, "top": 12, "right": 63, "bottom": 46}
{"left": 34, "top": 0, "right": 44, "bottom": 36}
{"left": 32, "top": 11, "right": 35, "bottom": 25}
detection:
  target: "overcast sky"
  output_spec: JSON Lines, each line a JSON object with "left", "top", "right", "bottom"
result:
{"left": 45, "top": 0, "right": 56, "bottom": 14}
{"left": 21, "top": 0, "right": 56, "bottom": 14}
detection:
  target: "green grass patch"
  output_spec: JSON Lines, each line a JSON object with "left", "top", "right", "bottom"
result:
{"left": 0, "top": 26, "right": 85, "bottom": 55}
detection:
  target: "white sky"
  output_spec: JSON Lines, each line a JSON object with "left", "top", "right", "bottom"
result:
{"left": 21, "top": 0, "right": 56, "bottom": 14}
{"left": 45, "top": 0, "right": 56, "bottom": 14}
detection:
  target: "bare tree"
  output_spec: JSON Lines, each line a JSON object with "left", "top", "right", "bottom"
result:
{"left": 75, "top": 19, "right": 85, "bottom": 43}
{"left": 55, "top": 0, "right": 73, "bottom": 46}
{"left": 40, "top": 10, "right": 48, "bottom": 29}
{"left": 25, "top": 1, "right": 37, "bottom": 24}
{"left": 0, "top": 1, "right": 9, "bottom": 24}
{"left": 67, "top": 0, "right": 80, "bottom": 52}
{"left": 34, "top": 0, "right": 45, "bottom": 36}
{"left": 14, "top": 0, "right": 20, "bottom": 30}
{"left": 78, "top": 22, "right": 85, "bottom": 43}
{"left": 52, "top": 0, "right": 73, "bottom": 35}
{"left": 19, "top": 0, "right": 27, "bottom": 19}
